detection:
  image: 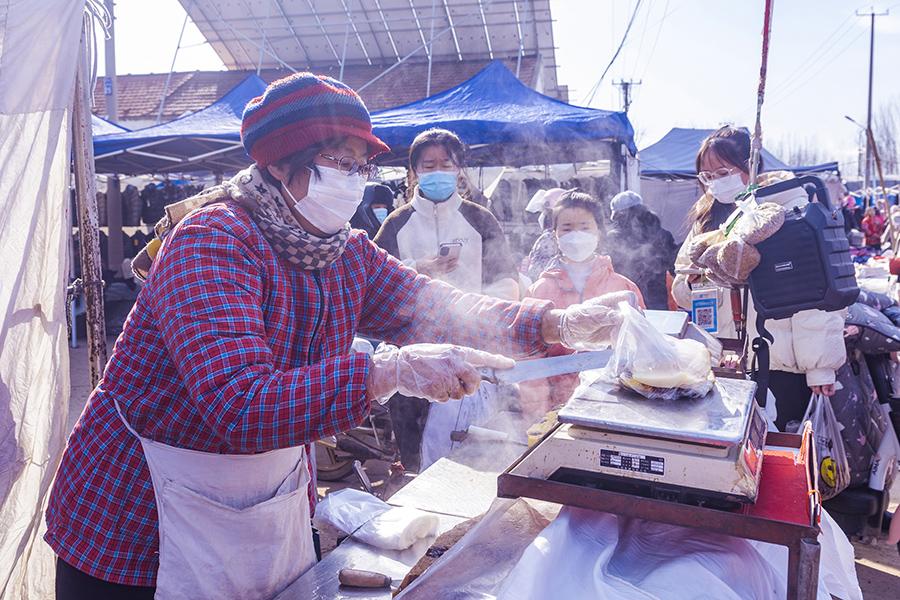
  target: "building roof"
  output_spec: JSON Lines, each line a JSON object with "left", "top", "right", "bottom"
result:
{"left": 178, "top": 0, "right": 556, "bottom": 75}
{"left": 92, "top": 56, "right": 547, "bottom": 123}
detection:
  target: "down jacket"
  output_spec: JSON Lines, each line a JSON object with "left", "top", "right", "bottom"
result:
{"left": 519, "top": 255, "right": 645, "bottom": 415}
{"left": 672, "top": 172, "right": 846, "bottom": 387}
{"left": 831, "top": 290, "right": 896, "bottom": 486}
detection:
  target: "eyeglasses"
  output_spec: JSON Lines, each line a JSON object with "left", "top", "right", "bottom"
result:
{"left": 697, "top": 167, "right": 738, "bottom": 186}
{"left": 318, "top": 153, "right": 379, "bottom": 181}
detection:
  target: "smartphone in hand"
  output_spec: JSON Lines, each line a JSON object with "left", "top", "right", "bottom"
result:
{"left": 438, "top": 242, "right": 462, "bottom": 259}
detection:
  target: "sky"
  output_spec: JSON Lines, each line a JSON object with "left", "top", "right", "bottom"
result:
{"left": 96, "top": 0, "right": 900, "bottom": 178}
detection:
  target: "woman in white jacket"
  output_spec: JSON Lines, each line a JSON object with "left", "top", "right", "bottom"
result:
{"left": 672, "top": 126, "right": 845, "bottom": 431}
{"left": 374, "top": 128, "right": 521, "bottom": 470}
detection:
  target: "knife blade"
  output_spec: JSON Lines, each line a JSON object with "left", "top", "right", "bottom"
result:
{"left": 477, "top": 349, "right": 612, "bottom": 384}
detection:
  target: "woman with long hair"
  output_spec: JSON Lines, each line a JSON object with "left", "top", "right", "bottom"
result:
{"left": 671, "top": 126, "right": 845, "bottom": 431}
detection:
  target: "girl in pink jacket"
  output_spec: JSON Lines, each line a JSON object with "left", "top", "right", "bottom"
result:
{"left": 520, "top": 191, "right": 645, "bottom": 416}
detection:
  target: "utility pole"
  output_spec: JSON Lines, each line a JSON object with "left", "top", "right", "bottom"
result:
{"left": 104, "top": 0, "right": 118, "bottom": 123}
{"left": 613, "top": 79, "right": 641, "bottom": 113}
{"left": 856, "top": 8, "right": 888, "bottom": 206}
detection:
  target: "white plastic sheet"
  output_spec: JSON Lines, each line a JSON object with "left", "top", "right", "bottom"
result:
{"left": 497, "top": 507, "right": 783, "bottom": 600}
{"left": 497, "top": 507, "right": 862, "bottom": 600}
{"left": 312, "top": 488, "right": 439, "bottom": 551}
{"left": 0, "top": 1, "right": 87, "bottom": 597}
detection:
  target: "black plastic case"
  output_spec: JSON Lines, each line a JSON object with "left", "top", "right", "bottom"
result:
{"left": 749, "top": 175, "right": 860, "bottom": 320}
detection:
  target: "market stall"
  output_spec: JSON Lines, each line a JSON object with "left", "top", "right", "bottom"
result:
{"left": 369, "top": 60, "right": 635, "bottom": 168}
{"left": 275, "top": 408, "right": 857, "bottom": 600}
{"left": 92, "top": 73, "right": 266, "bottom": 175}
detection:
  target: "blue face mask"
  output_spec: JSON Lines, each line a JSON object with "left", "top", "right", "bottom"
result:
{"left": 418, "top": 170, "right": 458, "bottom": 201}
{"left": 373, "top": 207, "right": 388, "bottom": 223}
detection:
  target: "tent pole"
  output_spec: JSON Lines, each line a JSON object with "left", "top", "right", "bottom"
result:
{"left": 103, "top": 0, "right": 119, "bottom": 122}
{"left": 73, "top": 22, "right": 109, "bottom": 388}
{"left": 106, "top": 176, "right": 124, "bottom": 276}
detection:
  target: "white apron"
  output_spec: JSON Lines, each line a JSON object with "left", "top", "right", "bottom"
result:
{"left": 115, "top": 401, "right": 317, "bottom": 600}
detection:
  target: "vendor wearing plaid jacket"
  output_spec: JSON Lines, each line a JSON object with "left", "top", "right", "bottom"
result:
{"left": 46, "top": 73, "right": 636, "bottom": 600}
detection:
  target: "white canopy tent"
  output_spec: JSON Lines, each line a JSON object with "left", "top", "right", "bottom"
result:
{"left": 0, "top": 0, "right": 100, "bottom": 597}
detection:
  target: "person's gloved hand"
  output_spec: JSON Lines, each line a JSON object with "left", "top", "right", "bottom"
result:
{"left": 367, "top": 343, "right": 515, "bottom": 404}
{"left": 559, "top": 291, "right": 641, "bottom": 351}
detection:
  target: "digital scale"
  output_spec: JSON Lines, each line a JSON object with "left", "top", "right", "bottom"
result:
{"left": 497, "top": 309, "right": 763, "bottom": 509}
{"left": 507, "top": 366, "right": 767, "bottom": 510}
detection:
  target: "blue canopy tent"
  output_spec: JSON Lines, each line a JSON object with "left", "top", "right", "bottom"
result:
{"left": 91, "top": 114, "right": 130, "bottom": 136}
{"left": 93, "top": 74, "right": 267, "bottom": 175}
{"left": 637, "top": 128, "right": 843, "bottom": 243}
{"left": 638, "top": 127, "right": 790, "bottom": 179}
{"left": 369, "top": 60, "right": 636, "bottom": 168}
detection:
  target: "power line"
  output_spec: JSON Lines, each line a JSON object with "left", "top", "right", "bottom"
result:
{"left": 638, "top": 0, "right": 669, "bottom": 75}
{"left": 761, "top": 26, "right": 867, "bottom": 113}
{"left": 634, "top": 0, "right": 672, "bottom": 107}
{"left": 774, "top": 14, "right": 855, "bottom": 87}
{"left": 629, "top": 0, "right": 652, "bottom": 78}
{"left": 583, "top": 0, "right": 644, "bottom": 107}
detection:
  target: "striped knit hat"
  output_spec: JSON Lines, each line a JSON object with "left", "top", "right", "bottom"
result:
{"left": 241, "top": 72, "right": 389, "bottom": 169}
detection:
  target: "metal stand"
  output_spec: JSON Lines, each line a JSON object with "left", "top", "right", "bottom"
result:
{"left": 498, "top": 426, "right": 821, "bottom": 600}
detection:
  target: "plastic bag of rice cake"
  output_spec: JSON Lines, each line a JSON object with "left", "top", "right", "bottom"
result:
{"left": 603, "top": 303, "right": 715, "bottom": 400}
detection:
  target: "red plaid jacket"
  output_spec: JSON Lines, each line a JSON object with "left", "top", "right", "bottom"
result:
{"left": 45, "top": 199, "right": 550, "bottom": 586}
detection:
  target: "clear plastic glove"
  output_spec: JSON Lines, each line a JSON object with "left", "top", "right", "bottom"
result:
{"left": 559, "top": 291, "right": 641, "bottom": 351}
{"left": 367, "top": 343, "right": 515, "bottom": 404}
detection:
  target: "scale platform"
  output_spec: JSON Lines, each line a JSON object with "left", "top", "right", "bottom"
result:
{"left": 511, "top": 377, "right": 767, "bottom": 509}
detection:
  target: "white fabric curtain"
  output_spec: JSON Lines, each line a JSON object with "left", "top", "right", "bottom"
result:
{"left": 0, "top": 0, "right": 88, "bottom": 597}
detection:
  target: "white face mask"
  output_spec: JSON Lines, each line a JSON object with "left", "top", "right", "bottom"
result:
{"left": 707, "top": 172, "right": 747, "bottom": 204}
{"left": 557, "top": 230, "right": 598, "bottom": 262}
{"left": 285, "top": 166, "right": 367, "bottom": 235}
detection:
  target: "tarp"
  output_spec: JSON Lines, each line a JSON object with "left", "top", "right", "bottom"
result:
{"left": 0, "top": 0, "right": 87, "bottom": 597}
{"left": 638, "top": 128, "right": 845, "bottom": 242}
{"left": 91, "top": 113, "right": 129, "bottom": 135}
{"left": 791, "top": 161, "right": 841, "bottom": 174}
{"left": 369, "top": 60, "right": 636, "bottom": 167}
{"left": 93, "top": 73, "right": 266, "bottom": 174}
{"left": 639, "top": 127, "right": 789, "bottom": 177}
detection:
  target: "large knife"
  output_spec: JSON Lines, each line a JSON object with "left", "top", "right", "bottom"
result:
{"left": 477, "top": 350, "right": 612, "bottom": 384}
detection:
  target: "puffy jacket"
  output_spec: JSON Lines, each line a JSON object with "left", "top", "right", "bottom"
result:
{"left": 672, "top": 171, "right": 846, "bottom": 387}
{"left": 519, "top": 255, "right": 645, "bottom": 415}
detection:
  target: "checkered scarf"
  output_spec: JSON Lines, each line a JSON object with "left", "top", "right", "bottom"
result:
{"left": 133, "top": 165, "right": 350, "bottom": 280}
{"left": 225, "top": 165, "right": 350, "bottom": 270}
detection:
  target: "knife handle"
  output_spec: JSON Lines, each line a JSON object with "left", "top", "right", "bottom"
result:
{"left": 476, "top": 366, "right": 497, "bottom": 384}
{"left": 338, "top": 569, "right": 391, "bottom": 587}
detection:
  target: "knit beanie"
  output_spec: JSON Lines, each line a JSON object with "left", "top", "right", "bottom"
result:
{"left": 241, "top": 72, "right": 390, "bottom": 169}
{"left": 610, "top": 190, "right": 643, "bottom": 218}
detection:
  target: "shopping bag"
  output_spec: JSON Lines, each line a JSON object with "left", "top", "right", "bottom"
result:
{"left": 602, "top": 303, "right": 715, "bottom": 400}
{"left": 729, "top": 198, "right": 785, "bottom": 245}
{"left": 802, "top": 393, "right": 851, "bottom": 500}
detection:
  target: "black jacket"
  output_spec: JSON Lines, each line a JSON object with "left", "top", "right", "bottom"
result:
{"left": 603, "top": 205, "right": 677, "bottom": 310}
